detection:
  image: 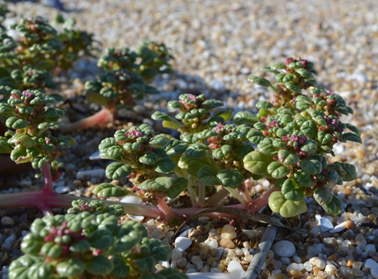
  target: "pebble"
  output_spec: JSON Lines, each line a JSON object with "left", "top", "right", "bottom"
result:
{"left": 55, "top": 186, "right": 71, "bottom": 194}
{"left": 76, "top": 169, "right": 105, "bottom": 180}
{"left": 221, "top": 225, "right": 237, "bottom": 240}
{"left": 175, "top": 237, "right": 192, "bottom": 252}
{"left": 1, "top": 217, "right": 14, "bottom": 226}
{"left": 309, "top": 257, "right": 326, "bottom": 269}
{"left": 227, "top": 260, "right": 246, "bottom": 279}
{"left": 272, "top": 240, "right": 296, "bottom": 258}
{"left": 318, "top": 216, "right": 334, "bottom": 232}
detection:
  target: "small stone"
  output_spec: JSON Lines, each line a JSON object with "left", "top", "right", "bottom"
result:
{"left": 319, "top": 216, "right": 334, "bottom": 232}
{"left": 175, "top": 237, "right": 192, "bottom": 252}
{"left": 329, "top": 221, "right": 348, "bottom": 233}
{"left": 55, "top": 186, "right": 71, "bottom": 194}
{"left": 177, "top": 258, "right": 187, "bottom": 268}
{"left": 219, "top": 238, "right": 235, "bottom": 249}
{"left": 205, "top": 238, "right": 219, "bottom": 249}
{"left": 272, "top": 240, "right": 296, "bottom": 257}
{"left": 227, "top": 260, "right": 246, "bottom": 279}
{"left": 221, "top": 225, "right": 237, "bottom": 240}
{"left": 309, "top": 257, "right": 326, "bottom": 269}
{"left": 1, "top": 216, "right": 14, "bottom": 226}
{"left": 288, "top": 270, "right": 303, "bottom": 279}
{"left": 325, "top": 264, "right": 337, "bottom": 275}
{"left": 171, "top": 251, "right": 182, "bottom": 261}
{"left": 76, "top": 169, "right": 105, "bottom": 180}
{"left": 365, "top": 259, "right": 378, "bottom": 269}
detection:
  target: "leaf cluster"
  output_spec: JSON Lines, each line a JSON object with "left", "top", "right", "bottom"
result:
{"left": 9, "top": 208, "right": 187, "bottom": 279}
{"left": 0, "top": 89, "right": 74, "bottom": 178}
{"left": 85, "top": 41, "right": 174, "bottom": 110}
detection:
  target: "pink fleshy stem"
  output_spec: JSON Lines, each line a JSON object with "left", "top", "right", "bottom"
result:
{"left": 249, "top": 186, "right": 279, "bottom": 213}
{"left": 60, "top": 107, "right": 113, "bottom": 132}
{"left": 155, "top": 194, "right": 175, "bottom": 219}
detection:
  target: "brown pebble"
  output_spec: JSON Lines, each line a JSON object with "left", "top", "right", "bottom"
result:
{"left": 344, "top": 187, "right": 352, "bottom": 196}
{"left": 219, "top": 238, "right": 235, "bottom": 249}
{"left": 345, "top": 220, "right": 356, "bottom": 230}
{"left": 347, "top": 259, "right": 354, "bottom": 267}
{"left": 328, "top": 254, "right": 338, "bottom": 261}
{"left": 289, "top": 270, "right": 303, "bottom": 279}
{"left": 313, "top": 266, "right": 320, "bottom": 276}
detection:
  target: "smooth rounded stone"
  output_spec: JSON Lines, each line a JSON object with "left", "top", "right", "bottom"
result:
{"left": 219, "top": 238, "right": 235, "bottom": 249}
{"left": 371, "top": 266, "right": 378, "bottom": 279}
{"left": 186, "top": 268, "right": 198, "bottom": 274}
{"left": 1, "top": 216, "right": 14, "bottom": 226}
{"left": 309, "top": 257, "right": 326, "bottom": 269}
{"left": 280, "top": 257, "right": 291, "bottom": 265}
{"left": 363, "top": 244, "right": 377, "bottom": 258}
{"left": 307, "top": 243, "right": 323, "bottom": 256}
{"left": 325, "top": 264, "right": 337, "bottom": 275}
{"left": 205, "top": 238, "right": 219, "bottom": 249}
{"left": 319, "top": 216, "right": 334, "bottom": 232}
{"left": 221, "top": 225, "right": 237, "bottom": 240}
{"left": 177, "top": 258, "right": 188, "bottom": 268}
{"left": 171, "top": 251, "right": 183, "bottom": 261}
{"left": 76, "top": 169, "right": 105, "bottom": 180}
{"left": 55, "top": 186, "right": 71, "bottom": 194}
{"left": 272, "top": 259, "right": 282, "bottom": 270}
{"left": 175, "top": 236, "right": 192, "bottom": 252}
{"left": 272, "top": 240, "right": 296, "bottom": 257}
{"left": 227, "top": 260, "right": 246, "bottom": 279}
{"left": 329, "top": 221, "right": 348, "bottom": 233}
{"left": 365, "top": 259, "right": 378, "bottom": 269}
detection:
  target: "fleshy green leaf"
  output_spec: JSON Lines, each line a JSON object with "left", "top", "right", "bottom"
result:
{"left": 340, "top": 132, "right": 362, "bottom": 143}
{"left": 88, "top": 229, "right": 114, "bottom": 250}
{"left": 243, "top": 151, "right": 273, "bottom": 177}
{"left": 313, "top": 187, "right": 333, "bottom": 205}
{"left": 267, "top": 162, "right": 291, "bottom": 179}
{"left": 56, "top": 259, "right": 85, "bottom": 277}
{"left": 6, "top": 117, "right": 28, "bottom": 129}
{"left": 165, "top": 177, "right": 188, "bottom": 199}
{"left": 322, "top": 195, "right": 344, "bottom": 215}
{"left": 139, "top": 151, "right": 159, "bottom": 165}
{"left": 217, "top": 169, "right": 244, "bottom": 188}
{"left": 198, "top": 165, "right": 219, "bottom": 186}
{"left": 85, "top": 255, "right": 114, "bottom": 275}
{"left": 212, "top": 145, "right": 232, "bottom": 159}
{"left": 154, "top": 157, "right": 176, "bottom": 173}
{"left": 248, "top": 76, "right": 272, "bottom": 87}
{"left": 185, "top": 143, "right": 208, "bottom": 158}
{"left": 281, "top": 178, "right": 305, "bottom": 201}
{"left": 93, "top": 183, "right": 128, "bottom": 198}
{"left": 300, "top": 159, "right": 322, "bottom": 174}
{"left": 105, "top": 162, "right": 131, "bottom": 180}
{"left": 268, "top": 191, "right": 307, "bottom": 218}
{"left": 233, "top": 111, "right": 259, "bottom": 125}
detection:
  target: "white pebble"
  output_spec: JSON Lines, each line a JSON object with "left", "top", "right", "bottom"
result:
{"left": 272, "top": 240, "right": 296, "bottom": 257}
{"left": 325, "top": 264, "right": 337, "bottom": 275}
{"left": 309, "top": 257, "right": 326, "bottom": 269}
{"left": 206, "top": 238, "right": 219, "bottom": 249}
{"left": 171, "top": 251, "right": 182, "bottom": 261}
{"left": 175, "top": 237, "right": 192, "bottom": 252}
{"left": 55, "top": 186, "right": 71, "bottom": 194}
{"left": 329, "top": 221, "right": 348, "bottom": 233}
{"left": 227, "top": 260, "right": 246, "bottom": 279}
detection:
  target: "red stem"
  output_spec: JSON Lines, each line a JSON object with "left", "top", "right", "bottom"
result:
{"left": 60, "top": 107, "right": 113, "bottom": 132}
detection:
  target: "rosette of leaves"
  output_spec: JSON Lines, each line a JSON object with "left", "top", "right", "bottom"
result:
{"left": 9, "top": 212, "right": 187, "bottom": 279}
{"left": 239, "top": 58, "right": 361, "bottom": 217}
{"left": 85, "top": 68, "right": 159, "bottom": 111}
{"left": 180, "top": 123, "right": 255, "bottom": 189}
{"left": 11, "top": 16, "right": 64, "bottom": 71}
{"left": 0, "top": 89, "right": 74, "bottom": 177}
{"left": 137, "top": 41, "right": 175, "bottom": 82}
{"left": 54, "top": 13, "right": 98, "bottom": 70}
{"left": 97, "top": 46, "right": 139, "bottom": 72}
{"left": 152, "top": 93, "right": 232, "bottom": 135}
{"left": 249, "top": 57, "right": 318, "bottom": 109}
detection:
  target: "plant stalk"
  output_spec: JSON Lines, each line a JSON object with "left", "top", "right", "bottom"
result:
{"left": 60, "top": 107, "right": 113, "bottom": 132}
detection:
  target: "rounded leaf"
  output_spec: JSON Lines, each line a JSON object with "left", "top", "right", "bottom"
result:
{"left": 139, "top": 151, "right": 159, "bottom": 165}
{"left": 248, "top": 76, "right": 272, "bottom": 87}
{"left": 217, "top": 169, "right": 244, "bottom": 188}
{"left": 281, "top": 178, "right": 305, "bottom": 201}
{"left": 198, "top": 165, "right": 219, "bottom": 186}
{"left": 93, "top": 183, "right": 128, "bottom": 198}
{"left": 56, "top": 259, "right": 85, "bottom": 277}
{"left": 105, "top": 162, "right": 131, "bottom": 180}
{"left": 267, "top": 162, "right": 291, "bottom": 179}
{"left": 212, "top": 145, "right": 232, "bottom": 159}
{"left": 154, "top": 157, "right": 176, "bottom": 173}
{"left": 313, "top": 187, "right": 333, "bottom": 205}
{"left": 88, "top": 229, "right": 114, "bottom": 250}
{"left": 322, "top": 195, "right": 344, "bottom": 215}
{"left": 300, "top": 159, "right": 322, "bottom": 174}
{"left": 6, "top": 117, "right": 28, "bottom": 129}
{"left": 243, "top": 151, "right": 273, "bottom": 177}
{"left": 85, "top": 255, "right": 114, "bottom": 275}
